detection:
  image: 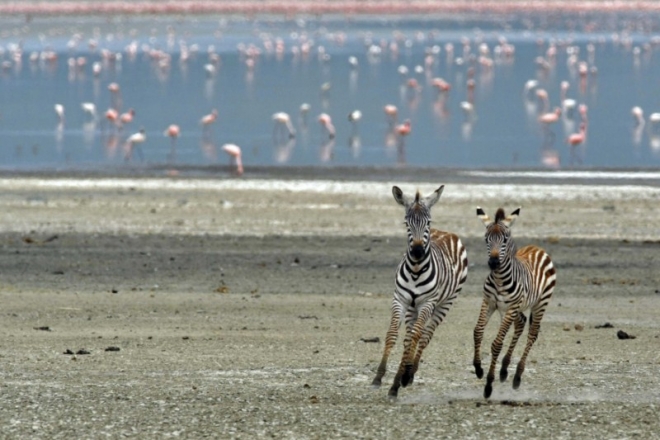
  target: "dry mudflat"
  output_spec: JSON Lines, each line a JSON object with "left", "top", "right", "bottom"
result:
{"left": 0, "top": 171, "right": 659, "bottom": 439}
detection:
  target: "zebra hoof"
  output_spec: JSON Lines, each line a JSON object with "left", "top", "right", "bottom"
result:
{"left": 484, "top": 383, "right": 493, "bottom": 399}
{"left": 513, "top": 375, "right": 522, "bottom": 389}
{"left": 499, "top": 368, "right": 508, "bottom": 383}
{"left": 371, "top": 377, "right": 382, "bottom": 388}
{"left": 474, "top": 364, "right": 484, "bottom": 379}
{"left": 387, "top": 387, "right": 399, "bottom": 399}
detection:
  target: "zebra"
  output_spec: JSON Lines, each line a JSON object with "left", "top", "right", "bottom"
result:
{"left": 372, "top": 185, "right": 468, "bottom": 399}
{"left": 472, "top": 207, "right": 556, "bottom": 399}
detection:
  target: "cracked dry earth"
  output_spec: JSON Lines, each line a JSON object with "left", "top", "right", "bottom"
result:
{"left": 0, "top": 176, "right": 658, "bottom": 439}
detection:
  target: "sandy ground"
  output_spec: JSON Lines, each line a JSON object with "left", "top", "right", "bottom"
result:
{"left": 0, "top": 171, "right": 659, "bottom": 439}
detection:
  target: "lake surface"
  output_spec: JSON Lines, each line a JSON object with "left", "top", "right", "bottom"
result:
{"left": 1, "top": 13, "right": 660, "bottom": 173}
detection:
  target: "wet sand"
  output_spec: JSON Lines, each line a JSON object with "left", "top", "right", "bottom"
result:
{"left": 0, "top": 171, "right": 659, "bottom": 438}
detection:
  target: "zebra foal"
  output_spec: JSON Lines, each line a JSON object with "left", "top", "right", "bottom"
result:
{"left": 473, "top": 207, "right": 556, "bottom": 399}
{"left": 372, "top": 185, "right": 468, "bottom": 399}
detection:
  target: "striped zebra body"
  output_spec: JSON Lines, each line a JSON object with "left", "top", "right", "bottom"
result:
{"left": 473, "top": 207, "right": 556, "bottom": 399}
{"left": 372, "top": 186, "right": 468, "bottom": 399}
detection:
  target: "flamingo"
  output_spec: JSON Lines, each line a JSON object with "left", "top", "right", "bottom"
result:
{"left": 124, "top": 127, "right": 146, "bottom": 161}
{"left": 200, "top": 109, "right": 218, "bottom": 135}
{"left": 54, "top": 104, "right": 65, "bottom": 124}
{"left": 538, "top": 107, "right": 561, "bottom": 125}
{"left": 108, "top": 82, "right": 122, "bottom": 110}
{"left": 431, "top": 77, "right": 451, "bottom": 93}
{"left": 221, "top": 143, "right": 243, "bottom": 175}
{"left": 164, "top": 124, "right": 180, "bottom": 155}
{"left": 631, "top": 106, "right": 645, "bottom": 145}
{"left": 81, "top": 102, "right": 97, "bottom": 122}
{"left": 632, "top": 106, "right": 645, "bottom": 127}
{"left": 348, "top": 110, "right": 362, "bottom": 136}
{"left": 395, "top": 119, "right": 412, "bottom": 150}
{"left": 567, "top": 122, "right": 587, "bottom": 165}
{"left": 119, "top": 108, "right": 135, "bottom": 127}
{"left": 567, "top": 122, "right": 587, "bottom": 147}
{"left": 384, "top": 104, "right": 398, "bottom": 129}
{"left": 272, "top": 112, "right": 296, "bottom": 140}
{"left": 578, "top": 104, "right": 589, "bottom": 123}
{"left": 299, "top": 103, "right": 311, "bottom": 127}
{"left": 460, "top": 101, "right": 476, "bottom": 122}
{"left": 535, "top": 88, "right": 550, "bottom": 113}
{"left": 318, "top": 113, "right": 336, "bottom": 139}
{"left": 395, "top": 119, "right": 412, "bottom": 138}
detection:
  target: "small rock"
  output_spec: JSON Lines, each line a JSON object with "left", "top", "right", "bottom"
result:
{"left": 105, "top": 346, "right": 120, "bottom": 352}
{"left": 595, "top": 322, "right": 614, "bottom": 329}
{"left": 617, "top": 330, "right": 636, "bottom": 340}
{"left": 359, "top": 337, "right": 380, "bottom": 343}
{"left": 574, "top": 324, "right": 584, "bottom": 331}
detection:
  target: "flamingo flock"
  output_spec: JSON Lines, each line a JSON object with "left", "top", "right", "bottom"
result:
{"left": 3, "top": 6, "right": 657, "bottom": 173}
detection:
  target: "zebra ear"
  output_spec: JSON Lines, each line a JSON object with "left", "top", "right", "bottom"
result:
{"left": 476, "top": 207, "right": 491, "bottom": 226}
{"left": 392, "top": 186, "right": 408, "bottom": 206}
{"left": 424, "top": 185, "right": 444, "bottom": 208}
{"left": 502, "top": 207, "right": 521, "bottom": 227}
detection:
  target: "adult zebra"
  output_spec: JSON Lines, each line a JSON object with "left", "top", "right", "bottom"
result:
{"left": 372, "top": 185, "right": 468, "bottom": 399}
{"left": 473, "top": 207, "right": 556, "bottom": 399}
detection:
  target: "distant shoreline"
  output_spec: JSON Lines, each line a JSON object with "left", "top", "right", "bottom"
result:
{"left": 1, "top": 1, "right": 660, "bottom": 17}
{"left": 2, "top": 166, "right": 660, "bottom": 187}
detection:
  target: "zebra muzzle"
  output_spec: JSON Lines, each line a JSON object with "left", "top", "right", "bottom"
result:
{"left": 410, "top": 244, "right": 425, "bottom": 260}
{"left": 488, "top": 257, "right": 500, "bottom": 270}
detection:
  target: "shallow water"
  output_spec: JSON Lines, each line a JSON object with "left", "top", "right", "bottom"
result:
{"left": 1, "top": 13, "right": 660, "bottom": 172}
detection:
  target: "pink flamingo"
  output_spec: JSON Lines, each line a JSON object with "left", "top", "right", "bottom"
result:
{"left": 119, "top": 108, "right": 135, "bottom": 129}
{"left": 318, "top": 113, "right": 336, "bottom": 139}
{"left": 164, "top": 124, "right": 180, "bottom": 156}
{"left": 200, "top": 109, "right": 218, "bottom": 135}
{"left": 535, "top": 88, "right": 550, "bottom": 113}
{"left": 567, "top": 122, "right": 587, "bottom": 165}
{"left": 567, "top": 122, "right": 587, "bottom": 147}
{"left": 222, "top": 143, "right": 243, "bottom": 175}
{"left": 578, "top": 104, "right": 589, "bottom": 123}
{"left": 384, "top": 104, "right": 398, "bottom": 129}
{"left": 108, "top": 82, "right": 122, "bottom": 110}
{"left": 104, "top": 108, "right": 119, "bottom": 132}
{"left": 431, "top": 77, "right": 451, "bottom": 93}
{"left": 395, "top": 119, "right": 412, "bottom": 138}
{"left": 395, "top": 119, "right": 411, "bottom": 151}
{"left": 164, "top": 124, "right": 180, "bottom": 140}
{"left": 538, "top": 107, "right": 561, "bottom": 125}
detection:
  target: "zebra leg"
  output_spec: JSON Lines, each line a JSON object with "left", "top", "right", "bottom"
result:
{"left": 387, "top": 309, "right": 416, "bottom": 398}
{"left": 500, "top": 312, "right": 527, "bottom": 382}
{"left": 401, "top": 305, "right": 433, "bottom": 388}
{"left": 484, "top": 309, "right": 516, "bottom": 399}
{"left": 372, "top": 304, "right": 401, "bottom": 388}
{"left": 411, "top": 299, "right": 453, "bottom": 378}
{"left": 513, "top": 307, "right": 544, "bottom": 390}
{"left": 473, "top": 298, "right": 495, "bottom": 379}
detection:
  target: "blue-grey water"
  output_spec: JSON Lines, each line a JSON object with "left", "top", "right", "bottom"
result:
{"left": 1, "top": 14, "right": 660, "bottom": 172}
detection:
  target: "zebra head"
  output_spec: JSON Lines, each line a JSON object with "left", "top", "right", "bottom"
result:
{"left": 476, "top": 207, "right": 520, "bottom": 270}
{"left": 393, "top": 185, "right": 444, "bottom": 262}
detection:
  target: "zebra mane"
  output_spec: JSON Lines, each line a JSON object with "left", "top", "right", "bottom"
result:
{"left": 494, "top": 208, "right": 506, "bottom": 223}
{"left": 414, "top": 190, "right": 421, "bottom": 203}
